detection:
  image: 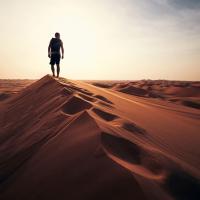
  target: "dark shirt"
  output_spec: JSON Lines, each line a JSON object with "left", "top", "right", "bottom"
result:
{"left": 49, "top": 38, "right": 63, "bottom": 54}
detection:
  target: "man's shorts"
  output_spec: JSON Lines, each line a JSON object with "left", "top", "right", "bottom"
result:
{"left": 50, "top": 53, "right": 61, "bottom": 65}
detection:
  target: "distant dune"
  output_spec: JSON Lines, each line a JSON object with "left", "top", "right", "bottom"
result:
{"left": 0, "top": 79, "right": 35, "bottom": 101}
{"left": 91, "top": 80, "right": 200, "bottom": 109}
{"left": 0, "top": 75, "right": 200, "bottom": 200}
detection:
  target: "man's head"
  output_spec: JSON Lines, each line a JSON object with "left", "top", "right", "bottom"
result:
{"left": 55, "top": 32, "right": 60, "bottom": 39}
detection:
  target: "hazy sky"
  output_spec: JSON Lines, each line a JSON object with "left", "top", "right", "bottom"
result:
{"left": 0, "top": 0, "right": 200, "bottom": 80}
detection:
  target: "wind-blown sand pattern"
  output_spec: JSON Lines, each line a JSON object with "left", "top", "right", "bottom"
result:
{"left": 0, "top": 75, "right": 200, "bottom": 200}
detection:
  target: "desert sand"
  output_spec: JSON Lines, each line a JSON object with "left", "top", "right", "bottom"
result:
{"left": 0, "top": 79, "right": 34, "bottom": 102}
{"left": 0, "top": 75, "right": 200, "bottom": 200}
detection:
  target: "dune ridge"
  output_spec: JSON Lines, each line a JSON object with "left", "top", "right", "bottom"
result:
{"left": 0, "top": 75, "right": 200, "bottom": 200}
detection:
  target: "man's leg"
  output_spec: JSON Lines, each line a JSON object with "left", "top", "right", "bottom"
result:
{"left": 51, "top": 64, "right": 55, "bottom": 77}
{"left": 56, "top": 64, "right": 60, "bottom": 78}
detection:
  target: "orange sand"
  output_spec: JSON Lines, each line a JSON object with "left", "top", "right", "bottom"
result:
{"left": 0, "top": 75, "right": 200, "bottom": 200}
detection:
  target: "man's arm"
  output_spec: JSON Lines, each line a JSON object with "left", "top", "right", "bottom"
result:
{"left": 61, "top": 41, "right": 64, "bottom": 59}
{"left": 48, "top": 40, "right": 52, "bottom": 58}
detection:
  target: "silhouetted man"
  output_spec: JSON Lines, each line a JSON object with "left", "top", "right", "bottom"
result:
{"left": 48, "top": 32, "right": 64, "bottom": 78}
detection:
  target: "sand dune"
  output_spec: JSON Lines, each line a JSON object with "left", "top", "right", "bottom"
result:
{"left": 0, "top": 75, "right": 200, "bottom": 200}
{"left": 117, "top": 85, "right": 148, "bottom": 97}
{"left": 91, "top": 80, "right": 200, "bottom": 109}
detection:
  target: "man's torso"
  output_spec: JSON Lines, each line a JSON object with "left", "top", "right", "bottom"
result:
{"left": 50, "top": 38, "right": 62, "bottom": 54}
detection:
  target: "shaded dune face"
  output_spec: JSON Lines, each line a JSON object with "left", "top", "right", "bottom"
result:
{"left": 118, "top": 85, "right": 148, "bottom": 97}
{"left": 61, "top": 87, "right": 74, "bottom": 96}
{"left": 101, "top": 132, "right": 141, "bottom": 165}
{"left": 62, "top": 96, "right": 92, "bottom": 115}
{"left": 182, "top": 100, "right": 200, "bottom": 109}
{"left": 92, "top": 82, "right": 114, "bottom": 88}
{"left": 94, "top": 95, "right": 113, "bottom": 104}
{"left": 101, "top": 132, "right": 166, "bottom": 180}
{"left": 78, "top": 93, "right": 97, "bottom": 102}
{"left": 122, "top": 122, "right": 147, "bottom": 136}
{"left": 92, "top": 108, "right": 119, "bottom": 121}
{"left": 0, "top": 93, "right": 11, "bottom": 101}
{"left": 0, "top": 75, "right": 200, "bottom": 200}
{"left": 164, "top": 170, "right": 200, "bottom": 200}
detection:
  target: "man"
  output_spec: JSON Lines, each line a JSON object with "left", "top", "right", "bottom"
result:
{"left": 48, "top": 32, "right": 64, "bottom": 78}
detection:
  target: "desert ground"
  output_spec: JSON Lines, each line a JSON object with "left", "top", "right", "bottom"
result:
{"left": 0, "top": 75, "right": 200, "bottom": 200}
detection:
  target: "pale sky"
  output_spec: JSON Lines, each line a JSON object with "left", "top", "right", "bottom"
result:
{"left": 0, "top": 0, "right": 200, "bottom": 80}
